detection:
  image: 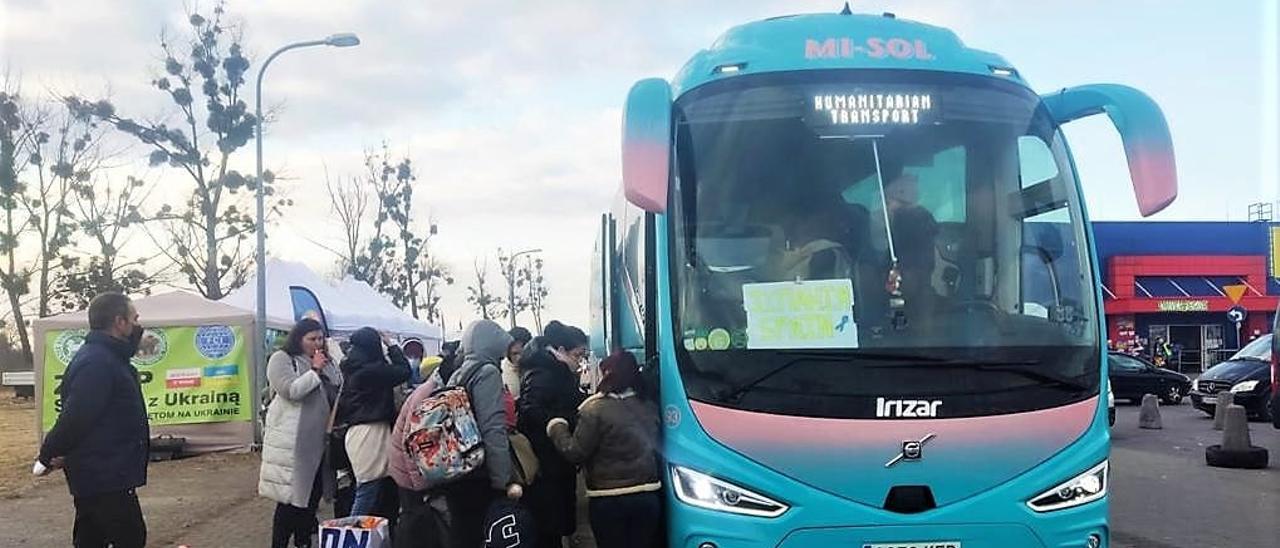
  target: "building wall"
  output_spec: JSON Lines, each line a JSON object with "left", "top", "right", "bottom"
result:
{"left": 1093, "top": 221, "right": 1280, "bottom": 358}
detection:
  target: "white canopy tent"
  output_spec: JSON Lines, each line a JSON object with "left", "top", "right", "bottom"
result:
{"left": 221, "top": 259, "right": 443, "bottom": 352}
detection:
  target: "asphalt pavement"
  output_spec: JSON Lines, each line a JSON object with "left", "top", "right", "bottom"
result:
{"left": 1109, "top": 399, "right": 1279, "bottom": 548}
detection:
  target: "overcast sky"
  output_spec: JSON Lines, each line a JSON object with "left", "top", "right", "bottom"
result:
{"left": 2, "top": 0, "right": 1277, "bottom": 333}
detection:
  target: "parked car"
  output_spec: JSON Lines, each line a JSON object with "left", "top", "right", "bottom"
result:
{"left": 1107, "top": 352, "right": 1191, "bottom": 405}
{"left": 1190, "top": 334, "right": 1274, "bottom": 422}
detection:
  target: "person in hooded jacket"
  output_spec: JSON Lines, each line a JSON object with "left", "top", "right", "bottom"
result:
{"left": 338, "top": 327, "right": 412, "bottom": 518}
{"left": 442, "top": 320, "right": 522, "bottom": 548}
{"left": 547, "top": 350, "right": 661, "bottom": 548}
{"left": 517, "top": 320, "right": 589, "bottom": 548}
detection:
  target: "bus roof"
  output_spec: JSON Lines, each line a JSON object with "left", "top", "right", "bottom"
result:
{"left": 672, "top": 11, "right": 1024, "bottom": 96}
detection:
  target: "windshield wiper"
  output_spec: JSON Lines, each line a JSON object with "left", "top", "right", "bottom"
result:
{"left": 716, "top": 350, "right": 948, "bottom": 404}
{"left": 868, "top": 359, "right": 1093, "bottom": 392}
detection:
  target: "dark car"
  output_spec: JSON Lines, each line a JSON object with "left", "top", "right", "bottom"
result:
{"left": 1190, "top": 334, "right": 1274, "bottom": 422}
{"left": 1108, "top": 352, "right": 1191, "bottom": 405}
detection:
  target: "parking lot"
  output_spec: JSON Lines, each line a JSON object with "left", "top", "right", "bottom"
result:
{"left": 1109, "top": 400, "right": 1279, "bottom": 547}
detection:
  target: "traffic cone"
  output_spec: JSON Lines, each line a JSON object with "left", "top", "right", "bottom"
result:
{"left": 1139, "top": 394, "right": 1162, "bottom": 429}
{"left": 1205, "top": 404, "right": 1270, "bottom": 469}
{"left": 1212, "top": 392, "right": 1235, "bottom": 431}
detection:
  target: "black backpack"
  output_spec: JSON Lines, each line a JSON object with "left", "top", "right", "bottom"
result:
{"left": 484, "top": 498, "right": 536, "bottom": 548}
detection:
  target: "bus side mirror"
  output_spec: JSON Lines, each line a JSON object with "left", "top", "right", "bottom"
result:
{"left": 622, "top": 78, "right": 673, "bottom": 213}
{"left": 1041, "top": 84, "right": 1177, "bottom": 217}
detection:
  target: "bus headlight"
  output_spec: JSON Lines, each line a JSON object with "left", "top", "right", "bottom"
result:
{"left": 1027, "top": 461, "right": 1108, "bottom": 512}
{"left": 671, "top": 466, "right": 788, "bottom": 517}
{"left": 1230, "top": 380, "right": 1260, "bottom": 393}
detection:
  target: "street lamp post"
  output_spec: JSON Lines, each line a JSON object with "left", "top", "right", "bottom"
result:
{"left": 253, "top": 33, "right": 359, "bottom": 444}
{"left": 506, "top": 248, "right": 542, "bottom": 329}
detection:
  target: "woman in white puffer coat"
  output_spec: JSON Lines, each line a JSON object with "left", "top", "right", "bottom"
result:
{"left": 259, "top": 318, "right": 342, "bottom": 548}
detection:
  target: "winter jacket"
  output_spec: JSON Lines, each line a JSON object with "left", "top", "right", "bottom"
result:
{"left": 337, "top": 344, "right": 411, "bottom": 427}
{"left": 450, "top": 320, "right": 516, "bottom": 490}
{"left": 547, "top": 390, "right": 661, "bottom": 497}
{"left": 516, "top": 338, "right": 586, "bottom": 537}
{"left": 259, "top": 350, "right": 342, "bottom": 508}
{"left": 39, "top": 331, "right": 150, "bottom": 499}
{"left": 517, "top": 339, "right": 587, "bottom": 459}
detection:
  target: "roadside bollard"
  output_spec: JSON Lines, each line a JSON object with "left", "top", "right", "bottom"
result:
{"left": 1212, "top": 392, "right": 1235, "bottom": 431}
{"left": 1138, "top": 394, "right": 1162, "bottom": 429}
{"left": 1205, "top": 404, "right": 1270, "bottom": 469}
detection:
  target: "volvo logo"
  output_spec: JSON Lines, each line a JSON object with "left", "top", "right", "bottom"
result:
{"left": 885, "top": 433, "right": 936, "bottom": 468}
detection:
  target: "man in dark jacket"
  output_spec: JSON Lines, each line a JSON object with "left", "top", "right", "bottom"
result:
{"left": 37, "top": 292, "right": 149, "bottom": 548}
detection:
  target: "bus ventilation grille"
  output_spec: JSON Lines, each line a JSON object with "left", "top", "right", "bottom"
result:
{"left": 883, "top": 485, "right": 937, "bottom": 514}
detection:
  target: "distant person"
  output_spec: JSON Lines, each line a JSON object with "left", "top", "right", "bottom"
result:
{"left": 36, "top": 292, "right": 149, "bottom": 548}
{"left": 259, "top": 318, "right": 342, "bottom": 548}
{"left": 338, "top": 327, "right": 412, "bottom": 518}
{"left": 547, "top": 350, "right": 661, "bottom": 548}
{"left": 518, "top": 320, "right": 590, "bottom": 548}
{"left": 502, "top": 326, "right": 533, "bottom": 402}
{"left": 402, "top": 339, "right": 426, "bottom": 385}
{"left": 441, "top": 320, "right": 521, "bottom": 548}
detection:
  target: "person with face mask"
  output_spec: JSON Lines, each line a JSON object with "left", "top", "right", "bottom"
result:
{"left": 36, "top": 292, "right": 150, "bottom": 548}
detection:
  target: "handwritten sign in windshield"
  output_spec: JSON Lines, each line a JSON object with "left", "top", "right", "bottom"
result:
{"left": 742, "top": 279, "right": 858, "bottom": 349}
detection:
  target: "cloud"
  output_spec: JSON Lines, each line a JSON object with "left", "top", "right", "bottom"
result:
{"left": 2, "top": 0, "right": 1271, "bottom": 334}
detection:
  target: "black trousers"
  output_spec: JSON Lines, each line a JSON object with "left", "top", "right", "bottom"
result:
{"left": 395, "top": 488, "right": 446, "bottom": 548}
{"left": 72, "top": 488, "right": 146, "bottom": 548}
{"left": 588, "top": 492, "right": 661, "bottom": 548}
{"left": 441, "top": 475, "right": 496, "bottom": 548}
{"left": 272, "top": 471, "right": 324, "bottom": 548}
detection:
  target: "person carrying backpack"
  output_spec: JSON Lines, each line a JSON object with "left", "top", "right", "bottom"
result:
{"left": 441, "top": 320, "right": 521, "bottom": 548}
{"left": 547, "top": 351, "right": 661, "bottom": 548}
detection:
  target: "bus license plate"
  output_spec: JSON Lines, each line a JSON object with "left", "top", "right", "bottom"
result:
{"left": 863, "top": 543, "right": 962, "bottom": 548}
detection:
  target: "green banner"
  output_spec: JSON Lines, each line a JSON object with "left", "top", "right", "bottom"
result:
{"left": 43, "top": 325, "right": 251, "bottom": 431}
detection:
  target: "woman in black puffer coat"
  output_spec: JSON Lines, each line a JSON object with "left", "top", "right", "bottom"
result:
{"left": 517, "top": 321, "right": 589, "bottom": 548}
{"left": 337, "top": 327, "right": 411, "bottom": 519}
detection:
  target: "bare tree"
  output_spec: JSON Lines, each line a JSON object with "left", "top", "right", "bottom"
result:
{"left": 497, "top": 248, "right": 530, "bottom": 328}
{"left": 55, "top": 175, "right": 166, "bottom": 312}
{"left": 23, "top": 102, "right": 110, "bottom": 317}
{"left": 325, "top": 168, "right": 369, "bottom": 274}
{"left": 0, "top": 85, "right": 42, "bottom": 362}
{"left": 417, "top": 254, "right": 453, "bottom": 325}
{"left": 349, "top": 144, "right": 442, "bottom": 319}
{"left": 466, "top": 258, "right": 504, "bottom": 321}
{"left": 66, "top": 2, "right": 284, "bottom": 299}
{"left": 519, "top": 255, "right": 550, "bottom": 334}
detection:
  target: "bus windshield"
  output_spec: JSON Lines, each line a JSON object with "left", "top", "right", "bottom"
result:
{"left": 669, "top": 70, "right": 1100, "bottom": 419}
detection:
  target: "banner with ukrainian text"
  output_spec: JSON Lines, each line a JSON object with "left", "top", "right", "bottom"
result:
{"left": 42, "top": 325, "right": 251, "bottom": 431}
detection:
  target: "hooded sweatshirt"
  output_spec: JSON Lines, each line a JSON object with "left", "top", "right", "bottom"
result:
{"left": 337, "top": 327, "right": 411, "bottom": 427}
{"left": 450, "top": 320, "right": 515, "bottom": 490}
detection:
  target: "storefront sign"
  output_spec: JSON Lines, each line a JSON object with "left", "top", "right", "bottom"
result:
{"left": 1157, "top": 300, "right": 1210, "bottom": 312}
{"left": 43, "top": 325, "right": 251, "bottom": 431}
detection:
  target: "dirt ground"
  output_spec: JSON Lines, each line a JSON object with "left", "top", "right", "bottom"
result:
{"left": 0, "top": 394, "right": 597, "bottom": 547}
